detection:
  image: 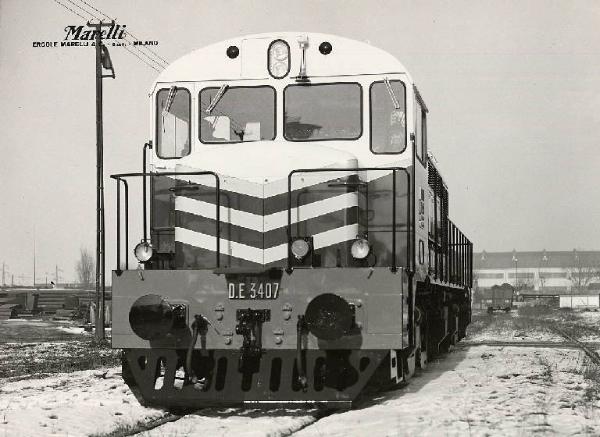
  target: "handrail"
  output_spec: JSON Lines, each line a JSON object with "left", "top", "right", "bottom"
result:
{"left": 116, "top": 179, "right": 129, "bottom": 270}
{"left": 111, "top": 171, "right": 221, "bottom": 270}
{"left": 446, "top": 218, "right": 473, "bottom": 288}
{"left": 287, "top": 167, "right": 409, "bottom": 273}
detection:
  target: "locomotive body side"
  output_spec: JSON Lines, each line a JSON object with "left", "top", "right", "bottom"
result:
{"left": 111, "top": 32, "right": 472, "bottom": 409}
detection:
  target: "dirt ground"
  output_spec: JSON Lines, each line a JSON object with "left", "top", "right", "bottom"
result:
{"left": 0, "top": 319, "right": 120, "bottom": 380}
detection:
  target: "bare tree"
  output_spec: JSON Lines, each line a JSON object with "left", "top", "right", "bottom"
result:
{"left": 570, "top": 253, "right": 600, "bottom": 291}
{"left": 76, "top": 247, "right": 95, "bottom": 289}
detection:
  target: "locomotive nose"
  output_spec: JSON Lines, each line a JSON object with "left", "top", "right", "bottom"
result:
{"left": 179, "top": 140, "right": 358, "bottom": 180}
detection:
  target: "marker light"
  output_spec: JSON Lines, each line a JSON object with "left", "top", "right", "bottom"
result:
{"left": 134, "top": 240, "right": 154, "bottom": 263}
{"left": 318, "top": 41, "right": 332, "bottom": 55}
{"left": 291, "top": 238, "right": 310, "bottom": 260}
{"left": 268, "top": 39, "right": 290, "bottom": 79}
{"left": 226, "top": 45, "right": 239, "bottom": 59}
{"left": 351, "top": 238, "right": 370, "bottom": 259}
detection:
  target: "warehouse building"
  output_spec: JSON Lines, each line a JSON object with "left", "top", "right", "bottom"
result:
{"left": 474, "top": 250, "right": 600, "bottom": 295}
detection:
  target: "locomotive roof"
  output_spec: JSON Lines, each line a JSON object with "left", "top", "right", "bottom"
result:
{"left": 154, "top": 32, "right": 413, "bottom": 85}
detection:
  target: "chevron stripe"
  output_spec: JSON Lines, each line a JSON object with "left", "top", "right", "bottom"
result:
{"left": 175, "top": 191, "right": 358, "bottom": 233}
{"left": 174, "top": 224, "right": 359, "bottom": 264}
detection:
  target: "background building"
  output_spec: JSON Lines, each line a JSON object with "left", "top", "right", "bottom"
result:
{"left": 474, "top": 250, "right": 600, "bottom": 295}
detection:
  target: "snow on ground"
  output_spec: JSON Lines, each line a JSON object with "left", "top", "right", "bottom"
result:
{"left": 295, "top": 345, "right": 600, "bottom": 437}
{"left": 4, "top": 310, "right": 600, "bottom": 436}
{"left": 0, "top": 366, "right": 316, "bottom": 437}
{"left": 135, "top": 409, "right": 315, "bottom": 437}
{"left": 56, "top": 326, "right": 90, "bottom": 335}
{"left": 0, "top": 367, "right": 165, "bottom": 437}
{"left": 576, "top": 311, "right": 600, "bottom": 323}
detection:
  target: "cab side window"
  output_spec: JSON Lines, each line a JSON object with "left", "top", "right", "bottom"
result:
{"left": 156, "top": 87, "right": 191, "bottom": 158}
{"left": 370, "top": 80, "right": 406, "bottom": 154}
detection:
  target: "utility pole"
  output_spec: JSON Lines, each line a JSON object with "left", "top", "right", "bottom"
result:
{"left": 2, "top": 262, "right": 5, "bottom": 287}
{"left": 55, "top": 264, "right": 59, "bottom": 286}
{"left": 33, "top": 227, "right": 36, "bottom": 288}
{"left": 87, "top": 20, "right": 115, "bottom": 341}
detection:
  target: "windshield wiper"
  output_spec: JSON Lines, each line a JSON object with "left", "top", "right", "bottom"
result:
{"left": 384, "top": 77, "right": 400, "bottom": 110}
{"left": 162, "top": 85, "right": 177, "bottom": 115}
{"left": 205, "top": 84, "right": 229, "bottom": 114}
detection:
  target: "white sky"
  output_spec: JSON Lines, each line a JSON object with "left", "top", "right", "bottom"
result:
{"left": 1, "top": 0, "right": 599, "bottom": 283}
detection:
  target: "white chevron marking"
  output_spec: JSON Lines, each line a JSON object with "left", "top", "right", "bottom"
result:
{"left": 175, "top": 192, "right": 358, "bottom": 233}
{"left": 174, "top": 224, "right": 359, "bottom": 264}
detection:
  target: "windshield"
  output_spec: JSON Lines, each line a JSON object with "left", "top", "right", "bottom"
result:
{"left": 284, "top": 83, "right": 362, "bottom": 141}
{"left": 199, "top": 86, "right": 276, "bottom": 143}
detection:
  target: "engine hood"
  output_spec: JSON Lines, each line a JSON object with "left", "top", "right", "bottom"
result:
{"left": 178, "top": 141, "right": 357, "bottom": 181}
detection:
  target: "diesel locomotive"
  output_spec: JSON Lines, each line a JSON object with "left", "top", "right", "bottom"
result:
{"left": 111, "top": 32, "right": 473, "bottom": 409}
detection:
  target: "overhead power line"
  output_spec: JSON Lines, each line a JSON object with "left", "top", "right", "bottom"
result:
{"left": 77, "top": 0, "right": 170, "bottom": 65}
{"left": 51, "top": 0, "right": 169, "bottom": 72}
{"left": 123, "top": 44, "right": 162, "bottom": 73}
{"left": 68, "top": 0, "right": 169, "bottom": 69}
{"left": 65, "top": 0, "right": 168, "bottom": 70}
{"left": 52, "top": 0, "right": 88, "bottom": 21}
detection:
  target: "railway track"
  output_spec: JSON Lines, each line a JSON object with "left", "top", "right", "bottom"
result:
{"left": 102, "top": 315, "right": 600, "bottom": 437}
{"left": 460, "top": 340, "right": 600, "bottom": 349}
{"left": 97, "top": 404, "right": 336, "bottom": 437}
{"left": 547, "top": 325, "right": 600, "bottom": 366}
{"left": 465, "top": 315, "right": 600, "bottom": 364}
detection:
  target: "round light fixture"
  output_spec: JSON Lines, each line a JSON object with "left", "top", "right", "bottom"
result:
{"left": 268, "top": 39, "right": 290, "bottom": 79}
{"left": 134, "top": 240, "right": 154, "bottom": 263}
{"left": 226, "top": 45, "right": 239, "bottom": 59}
{"left": 351, "top": 238, "right": 370, "bottom": 259}
{"left": 291, "top": 238, "right": 310, "bottom": 260}
{"left": 318, "top": 41, "right": 332, "bottom": 55}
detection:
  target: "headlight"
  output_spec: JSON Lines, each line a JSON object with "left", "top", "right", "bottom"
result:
{"left": 291, "top": 238, "right": 310, "bottom": 260}
{"left": 351, "top": 238, "right": 370, "bottom": 259}
{"left": 268, "top": 39, "right": 290, "bottom": 79}
{"left": 134, "top": 240, "right": 154, "bottom": 263}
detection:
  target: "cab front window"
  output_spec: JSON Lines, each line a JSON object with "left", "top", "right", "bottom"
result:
{"left": 284, "top": 83, "right": 362, "bottom": 141}
{"left": 199, "top": 86, "right": 276, "bottom": 143}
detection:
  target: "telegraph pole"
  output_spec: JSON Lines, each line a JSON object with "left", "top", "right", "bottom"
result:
{"left": 33, "top": 227, "right": 36, "bottom": 288}
{"left": 87, "top": 20, "right": 115, "bottom": 340}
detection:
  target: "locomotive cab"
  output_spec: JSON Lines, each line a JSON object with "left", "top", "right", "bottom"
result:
{"left": 111, "top": 32, "right": 473, "bottom": 409}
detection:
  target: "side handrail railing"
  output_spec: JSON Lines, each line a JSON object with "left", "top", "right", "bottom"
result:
{"left": 287, "top": 167, "right": 410, "bottom": 273}
{"left": 447, "top": 218, "right": 473, "bottom": 288}
{"left": 110, "top": 171, "right": 221, "bottom": 271}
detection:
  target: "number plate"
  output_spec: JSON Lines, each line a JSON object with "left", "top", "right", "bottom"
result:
{"left": 228, "top": 279, "right": 280, "bottom": 300}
